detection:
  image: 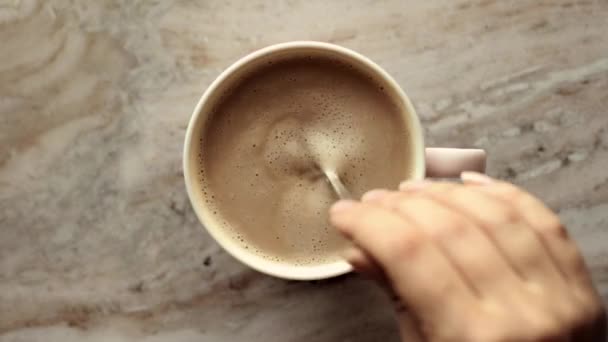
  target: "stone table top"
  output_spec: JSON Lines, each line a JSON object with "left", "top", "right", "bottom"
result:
{"left": 1, "top": 0, "right": 607, "bottom": 341}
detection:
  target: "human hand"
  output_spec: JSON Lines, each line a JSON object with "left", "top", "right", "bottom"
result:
{"left": 329, "top": 173, "right": 606, "bottom": 341}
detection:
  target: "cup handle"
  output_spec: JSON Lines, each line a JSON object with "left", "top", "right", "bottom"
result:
{"left": 425, "top": 147, "right": 486, "bottom": 178}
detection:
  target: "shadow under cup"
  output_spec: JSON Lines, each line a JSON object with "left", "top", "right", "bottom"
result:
{"left": 183, "top": 42, "right": 426, "bottom": 280}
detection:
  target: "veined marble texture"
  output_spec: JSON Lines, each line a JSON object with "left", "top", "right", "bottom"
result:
{"left": 0, "top": 0, "right": 607, "bottom": 341}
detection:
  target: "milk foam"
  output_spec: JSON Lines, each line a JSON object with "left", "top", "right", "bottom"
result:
{"left": 199, "top": 56, "right": 412, "bottom": 265}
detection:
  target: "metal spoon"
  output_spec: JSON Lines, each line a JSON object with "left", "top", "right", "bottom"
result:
{"left": 323, "top": 169, "right": 352, "bottom": 199}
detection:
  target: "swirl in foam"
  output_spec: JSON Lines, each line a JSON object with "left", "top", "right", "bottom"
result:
{"left": 199, "top": 55, "right": 413, "bottom": 265}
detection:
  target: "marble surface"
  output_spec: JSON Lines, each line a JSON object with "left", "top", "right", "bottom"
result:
{"left": 1, "top": 0, "right": 607, "bottom": 341}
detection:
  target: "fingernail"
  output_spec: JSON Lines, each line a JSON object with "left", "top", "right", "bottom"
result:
{"left": 398, "top": 180, "right": 431, "bottom": 191}
{"left": 460, "top": 171, "right": 494, "bottom": 185}
{"left": 361, "top": 189, "right": 389, "bottom": 202}
{"left": 330, "top": 200, "right": 357, "bottom": 213}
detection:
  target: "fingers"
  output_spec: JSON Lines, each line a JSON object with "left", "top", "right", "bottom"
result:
{"left": 330, "top": 200, "right": 477, "bottom": 320}
{"left": 418, "top": 181, "right": 566, "bottom": 286}
{"left": 368, "top": 190, "right": 520, "bottom": 298}
{"left": 344, "top": 178, "right": 604, "bottom": 342}
{"left": 461, "top": 173, "right": 596, "bottom": 291}
{"left": 460, "top": 174, "right": 587, "bottom": 280}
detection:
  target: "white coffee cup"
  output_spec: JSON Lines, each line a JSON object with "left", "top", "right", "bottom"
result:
{"left": 183, "top": 41, "right": 486, "bottom": 280}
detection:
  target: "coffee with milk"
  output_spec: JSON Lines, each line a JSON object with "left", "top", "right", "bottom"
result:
{"left": 198, "top": 55, "right": 413, "bottom": 266}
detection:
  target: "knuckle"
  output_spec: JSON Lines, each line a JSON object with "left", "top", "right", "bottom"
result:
{"left": 488, "top": 184, "right": 526, "bottom": 222}
{"left": 398, "top": 195, "right": 470, "bottom": 240}
{"left": 569, "top": 251, "right": 590, "bottom": 276}
{"left": 470, "top": 195, "right": 521, "bottom": 227}
{"left": 537, "top": 216, "right": 567, "bottom": 237}
{"left": 432, "top": 215, "right": 469, "bottom": 240}
{"left": 386, "top": 231, "right": 423, "bottom": 260}
{"left": 550, "top": 242, "right": 590, "bottom": 280}
{"left": 495, "top": 205, "right": 521, "bottom": 225}
{"left": 512, "top": 230, "right": 547, "bottom": 266}
{"left": 422, "top": 203, "right": 465, "bottom": 227}
{"left": 518, "top": 245, "right": 544, "bottom": 271}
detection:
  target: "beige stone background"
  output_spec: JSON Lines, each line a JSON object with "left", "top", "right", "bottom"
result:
{"left": 0, "top": 0, "right": 607, "bottom": 341}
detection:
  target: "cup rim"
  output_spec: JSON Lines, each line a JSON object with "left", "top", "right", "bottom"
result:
{"left": 183, "top": 41, "right": 425, "bottom": 280}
